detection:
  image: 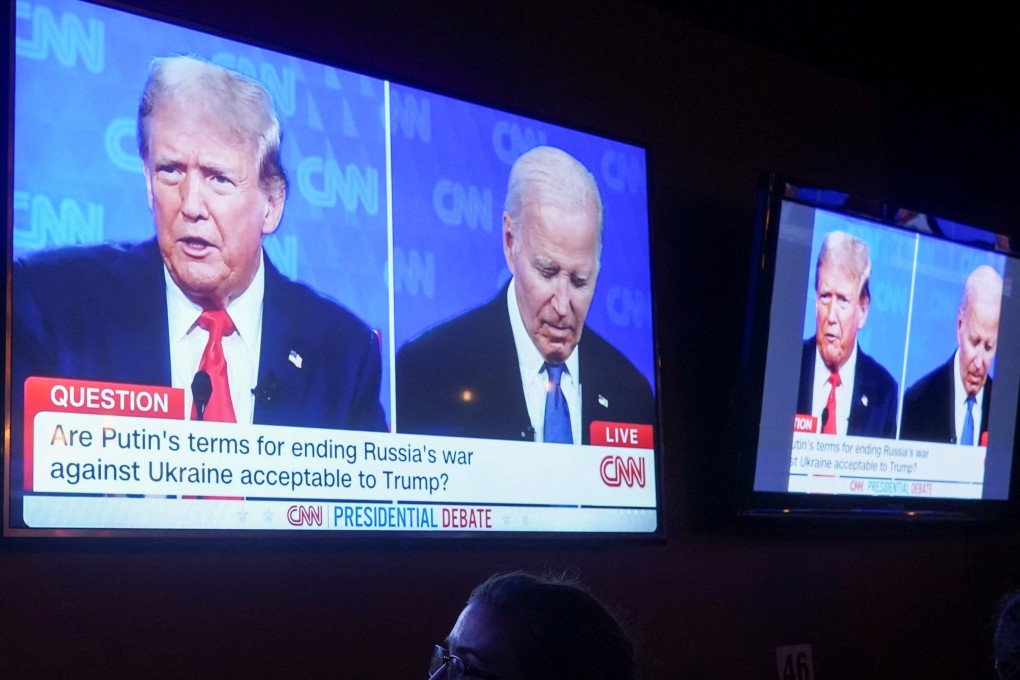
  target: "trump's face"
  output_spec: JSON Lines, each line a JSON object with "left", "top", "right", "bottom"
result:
{"left": 814, "top": 258, "right": 869, "bottom": 372}
{"left": 504, "top": 199, "right": 600, "bottom": 365}
{"left": 144, "top": 99, "right": 283, "bottom": 310}
{"left": 957, "top": 294, "right": 1000, "bottom": 396}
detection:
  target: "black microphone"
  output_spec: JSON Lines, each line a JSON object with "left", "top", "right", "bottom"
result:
{"left": 192, "top": 370, "right": 212, "bottom": 421}
{"left": 252, "top": 373, "right": 280, "bottom": 405}
{"left": 820, "top": 407, "right": 829, "bottom": 432}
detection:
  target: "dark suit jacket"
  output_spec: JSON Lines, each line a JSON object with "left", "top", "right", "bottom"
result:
{"left": 395, "top": 286, "right": 655, "bottom": 444}
{"left": 11, "top": 239, "right": 387, "bottom": 432}
{"left": 900, "top": 354, "right": 992, "bottom": 444}
{"left": 796, "top": 338, "right": 898, "bottom": 437}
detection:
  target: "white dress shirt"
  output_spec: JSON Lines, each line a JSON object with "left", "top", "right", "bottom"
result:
{"left": 507, "top": 282, "right": 581, "bottom": 443}
{"left": 811, "top": 343, "right": 858, "bottom": 436}
{"left": 952, "top": 348, "right": 986, "bottom": 445}
{"left": 165, "top": 254, "right": 265, "bottom": 423}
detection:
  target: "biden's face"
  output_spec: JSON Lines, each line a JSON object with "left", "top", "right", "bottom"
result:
{"left": 814, "top": 258, "right": 869, "bottom": 372}
{"left": 957, "top": 294, "right": 1000, "bottom": 396}
{"left": 144, "top": 99, "right": 283, "bottom": 310}
{"left": 504, "top": 199, "right": 600, "bottom": 365}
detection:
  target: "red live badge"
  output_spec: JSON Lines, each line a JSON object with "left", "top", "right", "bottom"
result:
{"left": 589, "top": 421, "right": 653, "bottom": 448}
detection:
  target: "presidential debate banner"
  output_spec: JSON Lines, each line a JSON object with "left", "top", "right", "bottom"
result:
{"left": 8, "top": 0, "right": 659, "bottom": 535}
{"left": 22, "top": 378, "right": 656, "bottom": 532}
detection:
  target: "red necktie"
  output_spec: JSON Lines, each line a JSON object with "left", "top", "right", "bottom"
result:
{"left": 192, "top": 310, "right": 237, "bottom": 423}
{"left": 822, "top": 371, "right": 841, "bottom": 434}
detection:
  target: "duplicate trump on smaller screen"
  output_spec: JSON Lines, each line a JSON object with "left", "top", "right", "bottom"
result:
{"left": 796, "top": 231, "right": 898, "bottom": 438}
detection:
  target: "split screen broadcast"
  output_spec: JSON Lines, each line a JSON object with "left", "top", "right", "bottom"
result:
{"left": 752, "top": 187, "right": 1020, "bottom": 502}
{"left": 14, "top": 2, "right": 1017, "bottom": 536}
{"left": 7, "top": 0, "right": 657, "bottom": 534}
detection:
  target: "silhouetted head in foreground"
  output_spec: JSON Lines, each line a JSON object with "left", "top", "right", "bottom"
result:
{"left": 428, "top": 571, "right": 635, "bottom": 680}
{"left": 995, "top": 590, "right": 1020, "bottom": 679}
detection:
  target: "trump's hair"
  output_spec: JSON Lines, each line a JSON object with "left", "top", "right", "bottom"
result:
{"left": 961, "top": 264, "right": 1003, "bottom": 315}
{"left": 467, "top": 570, "right": 636, "bottom": 680}
{"left": 137, "top": 55, "right": 287, "bottom": 198}
{"left": 816, "top": 230, "right": 871, "bottom": 302}
{"left": 504, "top": 146, "right": 604, "bottom": 259}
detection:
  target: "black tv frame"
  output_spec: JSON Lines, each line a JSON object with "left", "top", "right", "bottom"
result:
{"left": 2, "top": 0, "right": 665, "bottom": 541}
{"left": 737, "top": 172, "right": 1020, "bottom": 522}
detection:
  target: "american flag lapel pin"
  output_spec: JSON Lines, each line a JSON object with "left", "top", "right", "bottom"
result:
{"left": 289, "top": 350, "right": 303, "bottom": 369}
{"left": 862, "top": 395, "right": 868, "bottom": 407}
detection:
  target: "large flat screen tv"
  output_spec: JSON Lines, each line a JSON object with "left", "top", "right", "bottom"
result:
{"left": 4, "top": 0, "right": 660, "bottom": 537}
{"left": 740, "top": 173, "right": 1020, "bottom": 519}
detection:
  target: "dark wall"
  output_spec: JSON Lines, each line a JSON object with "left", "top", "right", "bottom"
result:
{"left": 4, "top": 2, "right": 1020, "bottom": 678}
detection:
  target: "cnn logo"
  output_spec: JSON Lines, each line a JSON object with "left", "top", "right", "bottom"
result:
{"left": 287, "top": 504, "right": 323, "bottom": 526}
{"left": 600, "top": 456, "right": 646, "bottom": 488}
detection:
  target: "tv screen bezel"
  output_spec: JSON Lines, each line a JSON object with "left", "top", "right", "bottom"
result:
{"left": 2, "top": 0, "right": 665, "bottom": 541}
{"left": 737, "top": 171, "right": 1020, "bottom": 522}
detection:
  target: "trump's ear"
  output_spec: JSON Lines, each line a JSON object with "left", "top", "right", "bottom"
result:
{"left": 143, "top": 165, "right": 154, "bottom": 211}
{"left": 502, "top": 211, "right": 516, "bottom": 274}
{"left": 858, "top": 295, "right": 870, "bottom": 329}
{"left": 261, "top": 188, "right": 286, "bottom": 235}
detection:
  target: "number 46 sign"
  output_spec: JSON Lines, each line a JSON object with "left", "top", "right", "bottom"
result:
{"left": 775, "top": 644, "right": 815, "bottom": 680}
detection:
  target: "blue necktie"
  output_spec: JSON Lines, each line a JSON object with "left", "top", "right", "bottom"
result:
{"left": 961, "top": 396, "right": 976, "bottom": 446}
{"left": 544, "top": 363, "right": 572, "bottom": 444}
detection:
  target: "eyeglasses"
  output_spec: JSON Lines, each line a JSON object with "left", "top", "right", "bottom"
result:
{"left": 428, "top": 644, "right": 505, "bottom": 680}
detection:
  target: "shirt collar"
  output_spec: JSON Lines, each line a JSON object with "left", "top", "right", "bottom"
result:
{"left": 507, "top": 281, "right": 580, "bottom": 387}
{"left": 953, "top": 347, "right": 986, "bottom": 408}
{"left": 165, "top": 251, "right": 265, "bottom": 353}
{"left": 814, "top": 340, "right": 858, "bottom": 388}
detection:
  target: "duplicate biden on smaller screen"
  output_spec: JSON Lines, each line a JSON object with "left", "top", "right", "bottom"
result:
{"left": 900, "top": 265, "right": 1002, "bottom": 445}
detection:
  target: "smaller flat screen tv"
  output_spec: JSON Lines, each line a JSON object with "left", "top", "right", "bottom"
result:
{"left": 740, "top": 173, "right": 1020, "bottom": 519}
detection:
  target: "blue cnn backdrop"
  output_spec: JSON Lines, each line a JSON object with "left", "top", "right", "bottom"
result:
{"left": 12, "top": 0, "right": 388, "bottom": 426}
{"left": 390, "top": 84, "right": 654, "bottom": 396}
{"left": 800, "top": 210, "right": 1005, "bottom": 433}
{"left": 13, "top": 0, "right": 657, "bottom": 430}
{"left": 903, "top": 238, "right": 1005, "bottom": 390}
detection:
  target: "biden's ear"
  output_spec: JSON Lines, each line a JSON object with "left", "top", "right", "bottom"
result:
{"left": 261, "top": 188, "right": 286, "bottom": 236}
{"left": 502, "top": 211, "right": 516, "bottom": 274}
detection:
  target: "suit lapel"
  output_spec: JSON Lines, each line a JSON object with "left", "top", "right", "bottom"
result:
{"left": 491, "top": 291, "right": 534, "bottom": 440}
{"left": 109, "top": 240, "right": 171, "bottom": 386}
{"left": 797, "top": 339, "right": 815, "bottom": 415}
{"left": 980, "top": 376, "right": 993, "bottom": 439}
{"left": 849, "top": 365, "right": 868, "bottom": 431}
{"left": 253, "top": 259, "right": 311, "bottom": 424}
{"left": 578, "top": 336, "right": 607, "bottom": 445}
{"left": 941, "top": 359, "right": 958, "bottom": 443}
